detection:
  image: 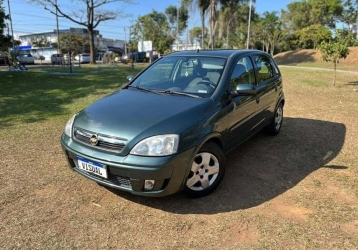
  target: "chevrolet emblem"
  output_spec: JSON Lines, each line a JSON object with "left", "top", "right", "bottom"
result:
{"left": 90, "top": 134, "right": 99, "bottom": 146}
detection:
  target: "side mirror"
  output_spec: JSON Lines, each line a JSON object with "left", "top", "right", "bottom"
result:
{"left": 127, "top": 75, "right": 134, "bottom": 82}
{"left": 230, "top": 84, "right": 257, "bottom": 97}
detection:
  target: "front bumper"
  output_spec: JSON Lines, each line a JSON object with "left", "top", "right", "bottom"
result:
{"left": 61, "top": 134, "right": 195, "bottom": 197}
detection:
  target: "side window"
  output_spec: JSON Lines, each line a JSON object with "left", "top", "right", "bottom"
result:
{"left": 230, "top": 56, "right": 255, "bottom": 91}
{"left": 254, "top": 54, "right": 274, "bottom": 84}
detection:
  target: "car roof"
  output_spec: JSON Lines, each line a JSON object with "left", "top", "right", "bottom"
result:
{"left": 166, "top": 49, "right": 263, "bottom": 58}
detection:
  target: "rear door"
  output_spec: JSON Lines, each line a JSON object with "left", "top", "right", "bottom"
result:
{"left": 252, "top": 53, "right": 282, "bottom": 122}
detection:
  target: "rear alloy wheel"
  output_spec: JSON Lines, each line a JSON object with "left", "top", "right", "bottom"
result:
{"left": 265, "top": 103, "right": 283, "bottom": 136}
{"left": 183, "top": 142, "right": 225, "bottom": 198}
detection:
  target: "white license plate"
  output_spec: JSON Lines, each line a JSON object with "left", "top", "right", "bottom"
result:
{"left": 77, "top": 157, "right": 108, "bottom": 179}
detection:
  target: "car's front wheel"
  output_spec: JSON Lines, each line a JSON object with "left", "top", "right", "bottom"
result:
{"left": 183, "top": 142, "right": 225, "bottom": 198}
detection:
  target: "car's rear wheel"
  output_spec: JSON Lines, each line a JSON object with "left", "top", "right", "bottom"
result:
{"left": 183, "top": 142, "right": 225, "bottom": 198}
{"left": 265, "top": 102, "right": 283, "bottom": 136}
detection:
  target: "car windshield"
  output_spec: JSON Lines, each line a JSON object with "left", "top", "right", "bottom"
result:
{"left": 130, "top": 56, "right": 226, "bottom": 98}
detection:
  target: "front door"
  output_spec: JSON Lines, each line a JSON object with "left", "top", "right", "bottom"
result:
{"left": 227, "top": 56, "right": 262, "bottom": 150}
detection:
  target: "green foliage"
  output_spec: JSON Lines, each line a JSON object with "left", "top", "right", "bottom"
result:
{"left": 340, "top": 0, "right": 358, "bottom": 27}
{"left": 0, "top": 0, "right": 13, "bottom": 51}
{"left": 260, "top": 11, "right": 284, "bottom": 55}
{"left": 30, "top": 36, "right": 50, "bottom": 48}
{"left": 335, "top": 28, "right": 357, "bottom": 46}
{"left": 297, "top": 24, "right": 332, "bottom": 49}
{"left": 319, "top": 41, "right": 349, "bottom": 63}
{"left": 318, "top": 29, "right": 350, "bottom": 86}
{"left": 131, "top": 10, "right": 175, "bottom": 53}
{"left": 308, "top": 0, "right": 343, "bottom": 28}
{"left": 165, "top": 4, "right": 189, "bottom": 38}
{"left": 189, "top": 26, "right": 207, "bottom": 44}
{"left": 58, "top": 33, "right": 90, "bottom": 54}
{"left": 282, "top": 0, "right": 344, "bottom": 31}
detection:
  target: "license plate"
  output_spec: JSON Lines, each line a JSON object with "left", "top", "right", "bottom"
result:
{"left": 77, "top": 157, "right": 108, "bottom": 179}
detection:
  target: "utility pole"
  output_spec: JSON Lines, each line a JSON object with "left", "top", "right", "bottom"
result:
{"left": 129, "top": 26, "right": 134, "bottom": 69}
{"left": 7, "top": 0, "right": 15, "bottom": 51}
{"left": 124, "top": 27, "right": 127, "bottom": 54}
{"left": 246, "top": 0, "right": 252, "bottom": 50}
{"left": 55, "top": 0, "right": 60, "bottom": 54}
{"left": 177, "top": 0, "right": 179, "bottom": 48}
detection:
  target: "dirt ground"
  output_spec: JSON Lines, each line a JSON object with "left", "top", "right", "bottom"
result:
{"left": 1, "top": 65, "right": 358, "bottom": 249}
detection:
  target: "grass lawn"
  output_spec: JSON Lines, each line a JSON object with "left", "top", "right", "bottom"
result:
{"left": 1, "top": 65, "right": 357, "bottom": 249}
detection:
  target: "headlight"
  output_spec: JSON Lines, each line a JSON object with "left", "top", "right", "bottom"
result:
{"left": 64, "top": 114, "right": 76, "bottom": 137}
{"left": 130, "top": 134, "right": 179, "bottom": 156}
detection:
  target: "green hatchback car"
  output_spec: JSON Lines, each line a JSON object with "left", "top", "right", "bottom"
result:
{"left": 61, "top": 50, "right": 284, "bottom": 198}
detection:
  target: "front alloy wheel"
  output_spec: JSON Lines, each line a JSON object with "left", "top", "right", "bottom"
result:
{"left": 183, "top": 142, "right": 225, "bottom": 198}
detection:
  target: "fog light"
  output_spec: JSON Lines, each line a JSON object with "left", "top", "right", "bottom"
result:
{"left": 144, "top": 180, "right": 155, "bottom": 190}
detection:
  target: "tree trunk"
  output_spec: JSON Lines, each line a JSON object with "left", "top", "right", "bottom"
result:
{"left": 88, "top": 26, "right": 96, "bottom": 64}
{"left": 201, "top": 11, "right": 205, "bottom": 49}
{"left": 270, "top": 43, "right": 275, "bottom": 56}
{"left": 333, "top": 59, "right": 337, "bottom": 86}
{"left": 226, "top": 17, "right": 232, "bottom": 49}
{"left": 209, "top": 0, "right": 217, "bottom": 50}
{"left": 89, "top": 1, "right": 96, "bottom": 64}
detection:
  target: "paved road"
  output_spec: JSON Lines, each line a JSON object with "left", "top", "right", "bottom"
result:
{"left": 279, "top": 65, "right": 358, "bottom": 74}
{"left": 1, "top": 64, "right": 358, "bottom": 74}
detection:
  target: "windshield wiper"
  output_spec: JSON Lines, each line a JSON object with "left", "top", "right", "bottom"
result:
{"left": 156, "top": 90, "right": 201, "bottom": 98}
{"left": 127, "top": 85, "right": 152, "bottom": 93}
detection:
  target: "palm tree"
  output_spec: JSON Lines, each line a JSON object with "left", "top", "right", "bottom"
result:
{"left": 184, "top": 0, "right": 210, "bottom": 49}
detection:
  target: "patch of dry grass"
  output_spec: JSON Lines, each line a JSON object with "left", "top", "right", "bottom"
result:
{"left": 274, "top": 47, "right": 358, "bottom": 71}
{"left": 0, "top": 65, "right": 357, "bottom": 249}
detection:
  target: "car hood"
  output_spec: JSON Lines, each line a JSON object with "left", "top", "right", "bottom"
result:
{"left": 74, "top": 88, "right": 213, "bottom": 142}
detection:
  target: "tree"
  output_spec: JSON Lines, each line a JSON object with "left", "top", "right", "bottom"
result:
{"left": 340, "top": 0, "right": 358, "bottom": 31}
{"left": 218, "top": 0, "right": 252, "bottom": 49}
{"left": 319, "top": 30, "right": 350, "bottom": 86}
{"left": 58, "top": 33, "right": 90, "bottom": 54}
{"left": 184, "top": 0, "right": 210, "bottom": 49}
{"left": 29, "top": 0, "right": 133, "bottom": 64}
{"left": 0, "top": 0, "right": 12, "bottom": 51}
{"left": 261, "top": 11, "right": 284, "bottom": 55}
{"left": 165, "top": 4, "right": 189, "bottom": 41}
{"left": 189, "top": 26, "right": 207, "bottom": 44}
{"left": 297, "top": 24, "right": 331, "bottom": 49}
{"left": 131, "top": 10, "right": 175, "bottom": 53}
{"left": 282, "top": 0, "right": 344, "bottom": 31}
{"left": 281, "top": 1, "right": 312, "bottom": 32}
{"left": 308, "top": 0, "right": 343, "bottom": 28}
{"left": 207, "top": 0, "right": 219, "bottom": 49}
{"left": 30, "top": 36, "right": 50, "bottom": 48}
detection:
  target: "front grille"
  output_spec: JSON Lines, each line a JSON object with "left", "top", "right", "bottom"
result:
{"left": 73, "top": 160, "right": 132, "bottom": 189}
{"left": 73, "top": 127, "right": 127, "bottom": 153}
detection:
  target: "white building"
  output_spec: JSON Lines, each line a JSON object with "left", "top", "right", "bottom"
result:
{"left": 18, "top": 28, "right": 125, "bottom": 51}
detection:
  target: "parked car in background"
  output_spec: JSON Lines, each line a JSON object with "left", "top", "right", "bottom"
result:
{"left": 120, "top": 52, "right": 147, "bottom": 64}
{"left": 51, "top": 54, "right": 64, "bottom": 66}
{"left": 61, "top": 49, "right": 285, "bottom": 198}
{"left": 0, "top": 54, "right": 5, "bottom": 66}
{"left": 75, "top": 53, "right": 91, "bottom": 64}
{"left": 17, "top": 53, "right": 35, "bottom": 64}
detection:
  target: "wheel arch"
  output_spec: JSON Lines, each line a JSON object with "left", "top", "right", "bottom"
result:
{"left": 180, "top": 132, "right": 224, "bottom": 190}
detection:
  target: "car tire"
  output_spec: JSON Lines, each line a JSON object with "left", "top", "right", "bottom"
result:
{"left": 265, "top": 102, "right": 283, "bottom": 136}
{"left": 182, "top": 142, "right": 226, "bottom": 198}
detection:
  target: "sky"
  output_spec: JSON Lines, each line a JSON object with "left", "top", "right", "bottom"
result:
{"left": 7, "top": 0, "right": 294, "bottom": 41}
